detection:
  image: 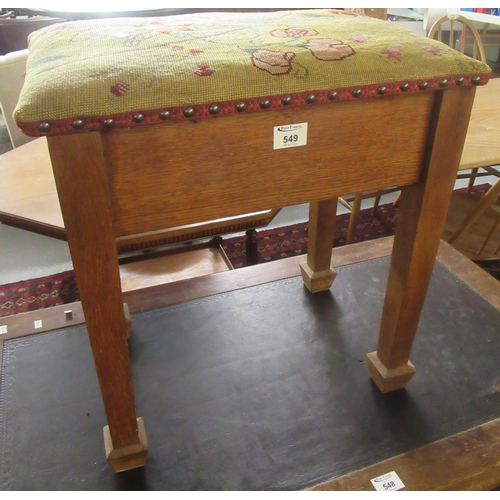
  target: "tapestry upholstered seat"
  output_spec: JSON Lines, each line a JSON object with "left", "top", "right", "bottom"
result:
{"left": 14, "top": 9, "right": 490, "bottom": 473}
{"left": 15, "top": 9, "right": 489, "bottom": 135}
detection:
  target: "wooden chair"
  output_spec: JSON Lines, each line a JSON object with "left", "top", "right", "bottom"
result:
{"left": 13, "top": 9, "right": 489, "bottom": 472}
{"left": 339, "top": 187, "right": 401, "bottom": 245}
{"left": 483, "top": 203, "right": 500, "bottom": 258}
{"left": 343, "top": 14, "right": 492, "bottom": 247}
{"left": 445, "top": 177, "right": 500, "bottom": 261}
{"left": 427, "top": 16, "right": 500, "bottom": 261}
{"left": 428, "top": 14, "right": 487, "bottom": 63}
{"left": 428, "top": 14, "right": 489, "bottom": 194}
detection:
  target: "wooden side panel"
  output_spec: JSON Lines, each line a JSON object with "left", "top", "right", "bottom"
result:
{"left": 103, "top": 93, "right": 435, "bottom": 237}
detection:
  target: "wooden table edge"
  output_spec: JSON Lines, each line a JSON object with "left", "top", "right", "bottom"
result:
{"left": 309, "top": 416, "right": 500, "bottom": 491}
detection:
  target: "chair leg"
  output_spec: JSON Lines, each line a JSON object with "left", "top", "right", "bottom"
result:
{"left": 245, "top": 228, "right": 259, "bottom": 266}
{"left": 477, "top": 216, "right": 500, "bottom": 256}
{"left": 393, "top": 192, "right": 401, "bottom": 208}
{"left": 448, "top": 178, "right": 500, "bottom": 245}
{"left": 338, "top": 196, "right": 353, "bottom": 211}
{"left": 467, "top": 168, "right": 479, "bottom": 193}
{"left": 346, "top": 193, "right": 362, "bottom": 245}
{"left": 300, "top": 198, "right": 338, "bottom": 292}
{"left": 371, "top": 194, "right": 382, "bottom": 217}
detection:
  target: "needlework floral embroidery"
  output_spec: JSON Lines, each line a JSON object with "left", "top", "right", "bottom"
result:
{"left": 308, "top": 38, "right": 355, "bottom": 61}
{"left": 382, "top": 47, "right": 402, "bottom": 61}
{"left": 13, "top": 8, "right": 491, "bottom": 135}
{"left": 251, "top": 50, "right": 296, "bottom": 75}
{"left": 270, "top": 27, "right": 318, "bottom": 38}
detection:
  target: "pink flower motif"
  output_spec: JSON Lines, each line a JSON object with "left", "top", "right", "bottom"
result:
{"left": 307, "top": 39, "right": 355, "bottom": 61}
{"left": 350, "top": 34, "right": 371, "bottom": 43}
{"left": 189, "top": 49, "right": 204, "bottom": 56}
{"left": 270, "top": 27, "right": 318, "bottom": 38}
{"left": 110, "top": 81, "right": 129, "bottom": 97}
{"left": 171, "top": 45, "right": 184, "bottom": 51}
{"left": 426, "top": 45, "right": 441, "bottom": 56}
{"left": 193, "top": 64, "right": 215, "bottom": 77}
{"left": 382, "top": 47, "right": 402, "bottom": 61}
{"left": 178, "top": 24, "right": 196, "bottom": 31}
{"left": 251, "top": 49, "right": 296, "bottom": 75}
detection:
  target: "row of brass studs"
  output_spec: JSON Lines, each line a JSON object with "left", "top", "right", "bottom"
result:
{"left": 36, "top": 76, "right": 484, "bottom": 132}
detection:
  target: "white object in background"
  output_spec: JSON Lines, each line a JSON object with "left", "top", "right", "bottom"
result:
{"left": 0, "top": 49, "right": 33, "bottom": 149}
{"left": 387, "top": 8, "right": 425, "bottom": 37}
{"left": 387, "top": 8, "right": 423, "bottom": 20}
{"left": 420, "top": 8, "right": 448, "bottom": 32}
{"left": 392, "top": 20, "right": 426, "bottom": 37}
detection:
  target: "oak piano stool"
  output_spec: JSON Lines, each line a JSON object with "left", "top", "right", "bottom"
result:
{"left": 14, "top": 9, "right": 491, "bottom": 472}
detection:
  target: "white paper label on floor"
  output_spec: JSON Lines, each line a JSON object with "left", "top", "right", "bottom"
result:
{"left": 370, "top": 471, "right": 405, "bottom": 491}
{"left": 34, "top": 320, "right": 43, "bottom": 329}
{"left": 0, "top": 325, "right": 7, "bottom": 335}
{"left": 273, "top": 122, "right": 308, "bottom": 150}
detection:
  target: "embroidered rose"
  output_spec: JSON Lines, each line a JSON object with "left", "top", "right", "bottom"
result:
{"left": 110, "top": 81, "right": 129, "bottom": 97}
{"left": 350, "top": 34, "right": 371, "bottom": 43}
{"left": 189, "top": 49, "right": 203, "bottom": 56}
{"left": 270, "top": 27, "right": 318, "bottom": 38}
{"left": 307, "top": 39, "right": 355, "bottom": 61}
{"left": 193, "top": 64, "right": 215, "bottom": 77}
{"left": 426, "top": 45, "right": 441, "bottom": 56}
{"left": 251, "top": 49, "right": 296, "bottom": 75}
{"left": 382, "top": 47, "right": 402, "bottom": 61}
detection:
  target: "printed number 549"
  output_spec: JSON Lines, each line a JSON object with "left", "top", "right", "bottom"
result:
{"left": 283, "top": 134, "right": 299, "bottom": 144}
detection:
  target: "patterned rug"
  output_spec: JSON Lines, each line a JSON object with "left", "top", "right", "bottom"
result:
{"left": 220, "top": 202, "right": 397, "bottom": 268}
{"left": 0, "top": 202, "right": 397, "bottom": 318}
{"left": 0, "top": 270, "right": 78, "bottom": 318}
{"left": 1, "top": 186, "right": 498, "bottom": 318}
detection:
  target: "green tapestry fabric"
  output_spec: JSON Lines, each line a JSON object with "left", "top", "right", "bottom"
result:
{"left": 14, "top": 9, "right": 491, "bottom": 136}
